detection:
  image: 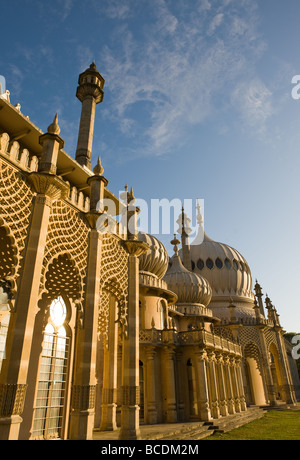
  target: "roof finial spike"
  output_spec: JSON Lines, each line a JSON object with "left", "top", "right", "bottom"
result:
{"left": 196, "top": 198, "right": 203, "bottom": 226}
{"left": 171, "top": 233, "right": 181, "bottom": 255}
{"left": 93, "top": 155, "right": 104, "bottom": 176}
{"left": 47, "top": 113, "right": 60, "bottom": 135}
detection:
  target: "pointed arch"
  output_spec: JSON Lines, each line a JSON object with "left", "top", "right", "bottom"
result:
{"left": 244, "top": 342, "right": 267, "bottom": 405}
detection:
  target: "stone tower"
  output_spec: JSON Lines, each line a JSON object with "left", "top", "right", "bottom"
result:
{"left": 75, "top": 61, "right": 105, "bottom": 169}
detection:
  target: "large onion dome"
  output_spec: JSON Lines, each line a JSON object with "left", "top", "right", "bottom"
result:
{"left": 163, "top": 235, "right": 212, "bottom": 307}
{"left": 190, "top": 232, "right": 254, "bottom": 304}
{"left": 138, "top": 232, "right": 169, "bottom": 279}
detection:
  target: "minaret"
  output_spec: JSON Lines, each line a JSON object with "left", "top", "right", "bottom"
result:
{"left": 177, "top": 206, "right": 192, "bottom": 270}
{"left": 75, "top": 61, "right": 105, "bottom": 169}
{"left": 254, "top": 279, "right": 265, "bottom": 317}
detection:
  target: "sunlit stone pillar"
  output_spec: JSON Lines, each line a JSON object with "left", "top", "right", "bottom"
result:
{"left": 194, "top": 349, "right": 212, "bottom": 422}
{"left": 230, "top": 357, "right": 241, "bottom": 413}
{"left": 206, "top": 350, "right": 220, "bottom": 419}
{"left": 99, "top": 295, "right": 118, "bottom": 431}
{"left": 215, "top": 352, "right": 229, "bottom": 417}
{"left": 223, "top": 355, "right": 235, "bottom": 415}
{"left": 145, "top": 347, "right": 158, "bottom": 424}
{"left": 162, "top": 346, "right": 177, "bottom": 423}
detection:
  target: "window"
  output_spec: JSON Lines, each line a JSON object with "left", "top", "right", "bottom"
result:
{"left": 224, "top": 258, "right": 231, "bottom": 269}
{"left": 32, "top": 297, "right": 69, "bottom": 440}
{"left": 0, "top": 280, "right": 12, "bottom": 373}
{"left": 233, "top": 260, "right": 238, "bottom": 270}
{"left": 197, "top": 259, "right": 204, "bottom": 270}
{"left": 206, "top": 258, "right": 214, "bottom": 270}
{"left": 0, "top": 314, "right": 10, "bottom": 372}
{"left": 158, "top": 300, "right": 165, "bottom": 330}
{"left": 215, "top": 257, "right": 223, "bottom": 269}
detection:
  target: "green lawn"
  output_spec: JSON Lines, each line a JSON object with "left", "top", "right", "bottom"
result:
{"left": 206, "top": 410, "right": 300, "bottom": 440}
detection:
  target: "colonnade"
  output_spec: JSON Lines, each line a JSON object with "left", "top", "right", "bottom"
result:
{"left": 96, "top": 342, "right": 247, "bottom": 430}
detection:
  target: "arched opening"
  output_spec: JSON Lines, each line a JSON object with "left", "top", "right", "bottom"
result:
{"left": 158, "top": 300, "right": 165, "bottom": 330}
{"left": 187, "top": 359, "right": 198, "bottom": 418}
{"left": 32, "top": 296, "right": 70, "bottom": 440}
{"left": 0, "top": 225, "right": 16, "bottom": 374}
{"left": 244, "top": 343, "right": 267, "bottom": 406}
{"left": 269, "top": 343, "right": 284, "bottom": 401}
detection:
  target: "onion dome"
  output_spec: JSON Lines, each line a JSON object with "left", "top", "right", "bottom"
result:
{"left": 138, "top": 232, "right": 169, "bottom": 279}
{"left": 187, "top": 204, "right": 254, "bottom": 305}
{"left": 163, "top": 235, "right": 212, "bottom": 307}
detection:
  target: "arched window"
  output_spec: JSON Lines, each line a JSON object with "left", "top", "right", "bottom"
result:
{"left": 158, "top": 300, "right": 165, "bottom": 330}
{"left": 206, "top": 258, "right": 214, "bottom": 270}
{"left": 197, "top": 259, "right": 204, "bottom": 270}
{"left": 32, "top": 297, "right": 70, "bottom": 440}
{"left": 0, "top": 280, "right": 12, "bottom": 373}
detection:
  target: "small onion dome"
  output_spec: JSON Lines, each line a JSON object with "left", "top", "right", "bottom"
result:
{"left": 138, "top": 232, "right": 169, "bottom": 279}
{"left": 163, "top": 235, "right": 212, "bottom": 307}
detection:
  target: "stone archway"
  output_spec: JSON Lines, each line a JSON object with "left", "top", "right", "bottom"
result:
{"left": 244, "top": 342, "right": 267, "bottom": 406}
{"left": 269, "top": 342, "right": 284, "bottom": 401}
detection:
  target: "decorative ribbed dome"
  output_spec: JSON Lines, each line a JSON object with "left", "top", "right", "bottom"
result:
{"left": 138, "top": 232, "right": 169, "bottom": 279}
{"left": 189, "top": 231, "right": 254, "bottom": 304}
{"left": 163, "top": 236, "right": 212, "bottom": 307}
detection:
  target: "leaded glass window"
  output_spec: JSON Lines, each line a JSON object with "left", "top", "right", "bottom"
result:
{"left": 32, "top": 297, "right": 69, "bottom": 440}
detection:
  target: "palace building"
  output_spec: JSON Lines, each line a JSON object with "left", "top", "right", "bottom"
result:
{"left": 0, "top": 63, "right": 299, "bottom": 440}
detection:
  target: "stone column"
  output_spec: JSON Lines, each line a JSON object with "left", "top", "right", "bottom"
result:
{"left": 0, "top": 117, "right": 67, "bottom": 440}
{"left": 118, "top": 239, "right": 148, "bottom": 440}
{"left": 161, "top": 346, "right": 177, "bottom": 424}
{"left": 230, "top": 357, "right": 241, "bottom": 413}
{"left": 223, "top": 355, "right": 235, "bottom": 415}
{"left": 69, "top": 160, "right": 107, "bottom": 440}
{"left": 116, "top": 345, "right": 122, "bottom": 427}
{"left": 99, "top": 295, "right": 118, "bottom": 431}
{"left": 194, "top": 349, "right": 212, "bottom": 422}
{"left": 215, "top": 352, "right": 229, "bottom": 417}
{"left": 68, "top": 228, "right": 102, "bottom": 440}
{"left": 175, "top": 351, "right": 186, "bottom": 421}
{"left": 118, "top": 187, "right": 148, "bottom": 440}
{"left": 206, "top": 350, "right": 220, "bottom": 419}
{"left": 145, "top": 347, "right": 157, "bottom": 425}
{"left": 234, "top": 358, "right": 247, "bottom": 411}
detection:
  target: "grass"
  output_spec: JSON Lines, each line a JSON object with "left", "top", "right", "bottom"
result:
{"left": 205, "top": 410, "right": 300, "bottom": 441}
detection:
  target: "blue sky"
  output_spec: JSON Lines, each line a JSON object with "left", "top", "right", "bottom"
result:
{"left": 1, "top": 0, "right": 300, "bottom": 332}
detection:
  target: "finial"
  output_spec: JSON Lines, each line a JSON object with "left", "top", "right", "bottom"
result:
{"left": 47, "top": 113, "right": 60, "bottom": 135}
{"left": 171, "top": 234, "right": 181, "bottom": 255}
{"left": 93, "top": 156, "right": 104, "bottom": 176}
{"left": 90, "top": 60, "right": 97, "bottom": 70}
{"left": 128, "top": 186, "right": 136, "bottom": 205}
{"left": 196, "top": 199, "right": 203, "bottom": 226}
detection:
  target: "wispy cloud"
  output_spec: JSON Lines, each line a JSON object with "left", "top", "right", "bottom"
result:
{"left": 95, "top": 0, "right": 271, "bottom": 157}
{"left": 231, "top": 78, "right": 273, "bottom": 132}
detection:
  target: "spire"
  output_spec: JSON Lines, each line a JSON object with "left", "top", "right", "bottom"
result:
{"left": 190, "top": 198, "right": 206, "bottom": 245}
{"left": 93, "top": 155, "right": 104, "bottom": 176}
{"left": 254, "top": 279, "right": 265, "bottom": 317}
{"left": 177, "top": 207, "right": 192, "bottom": 270}
{"left": 38, "top": 113, "right": 64, "bottom": 174}
{"left": 171, "top": 234, "right": 181, "bottom": 256}
{"left": 47, "top": 113, "right": 61, "bottom": 135}
{"left": 87, "top": 157, "right": 108, "bottom": 214}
